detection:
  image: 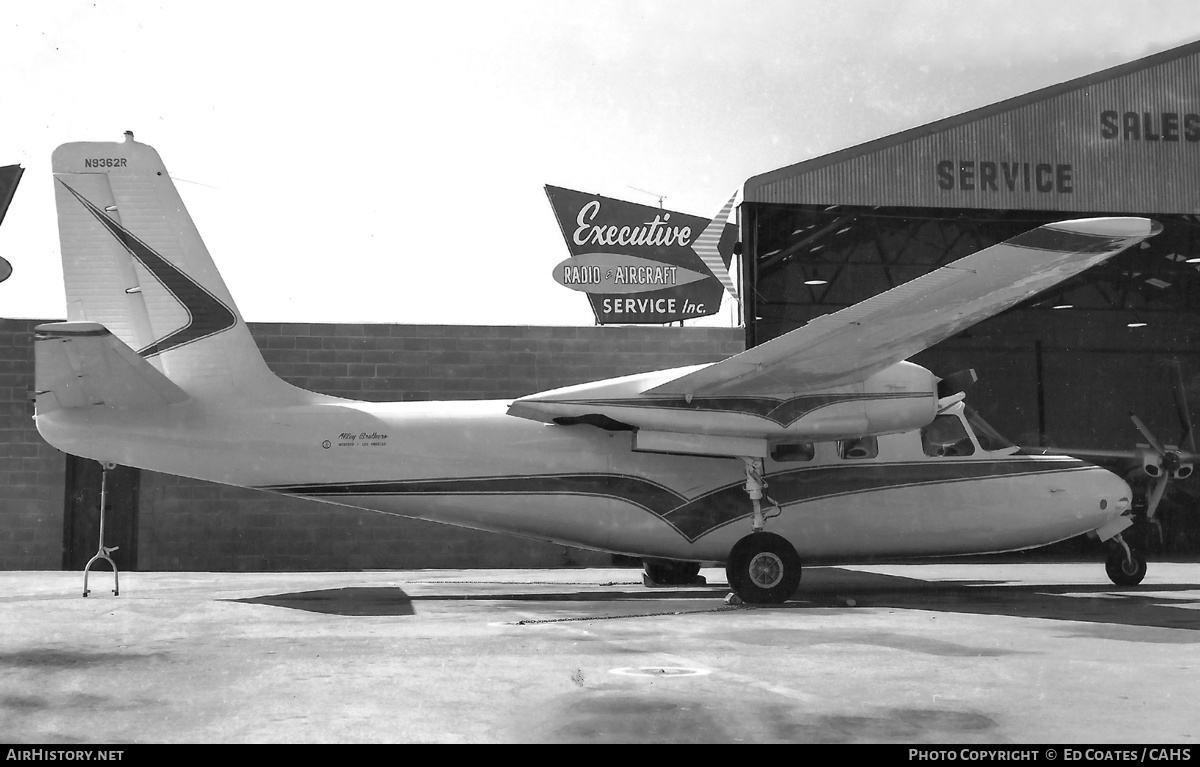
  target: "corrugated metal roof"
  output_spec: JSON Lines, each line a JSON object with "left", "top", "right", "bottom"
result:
{"left": 744, "top": 40, "right": 1200, "bottom": 214}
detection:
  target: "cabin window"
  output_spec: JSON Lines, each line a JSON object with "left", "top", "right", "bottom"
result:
{"left": 838, "top": 436, "right": 877, "bottom": 459}
{"left": 921, "top": 414, "right": 975, "bottom": 457}
{"left": 963, "top": 405, "right": 1015, "bottom": 452}
{"left": 771, "top": 442, "right": 815, "bottom": 462}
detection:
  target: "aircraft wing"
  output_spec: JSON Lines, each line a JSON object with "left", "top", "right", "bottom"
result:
{"left": 34, "top": 321, "right": 190, "bottom": 412}
{"left": 650, "top": 217, "right": 1159, "bottom": 398}
{"left": 509, "top": 218, "right": 1159, "bottom": 454}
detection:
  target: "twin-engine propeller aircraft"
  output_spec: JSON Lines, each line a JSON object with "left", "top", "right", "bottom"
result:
{"left": 34, "top": 135, "right": 1161, "bottom": 604}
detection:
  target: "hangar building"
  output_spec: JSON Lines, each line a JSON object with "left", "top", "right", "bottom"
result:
{"left": 739, "top": 40, "right": 1200, "bottom": 555}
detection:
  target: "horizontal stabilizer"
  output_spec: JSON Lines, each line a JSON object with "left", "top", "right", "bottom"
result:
{"left": 34, "top": 321, "right": 190, "bottom": 412}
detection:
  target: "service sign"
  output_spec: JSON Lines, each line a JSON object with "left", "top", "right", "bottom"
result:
{"left": 545, "top": 185, "right": 737, "bottom": 324}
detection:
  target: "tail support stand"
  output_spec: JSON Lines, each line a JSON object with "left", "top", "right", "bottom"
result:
{"left": 83, "top": 462, "right": 120, "bottom": 598}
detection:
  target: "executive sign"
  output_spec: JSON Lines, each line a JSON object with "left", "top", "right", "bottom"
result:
{"left": 545, "top": 185, "right": 737, "bottom": 324}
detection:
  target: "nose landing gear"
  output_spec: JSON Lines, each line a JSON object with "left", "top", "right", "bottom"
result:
{"left": 1105, "top": 533, "right": 1147, "bottom": 586}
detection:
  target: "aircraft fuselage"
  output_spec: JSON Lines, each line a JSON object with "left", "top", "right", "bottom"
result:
{"left": 36, "top": 395, "right": 1131, "bottom": 565}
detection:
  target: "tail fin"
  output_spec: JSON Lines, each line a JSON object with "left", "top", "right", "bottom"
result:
{"left": 52, "top": 134, "right": 296, "bottom": 404}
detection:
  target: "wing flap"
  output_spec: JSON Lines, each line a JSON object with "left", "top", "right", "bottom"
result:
{"left": 650, "top": 217, "right": 1161, "bottom": 397}
{"left": 34, "top": 321, "right": 190, "bottom": 412}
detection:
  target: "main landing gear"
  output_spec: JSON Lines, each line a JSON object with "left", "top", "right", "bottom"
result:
{"left": 724, "top": 458, "right": 803, "bottom": 605}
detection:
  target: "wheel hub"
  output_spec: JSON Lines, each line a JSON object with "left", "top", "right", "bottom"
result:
{"left": 747, "top": 552, "right": 784, "bottom": 589}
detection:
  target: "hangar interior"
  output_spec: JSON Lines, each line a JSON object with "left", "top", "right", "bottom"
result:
{"left": 740, "top": 40, "right": 1200, "bottom": 555}
{"left": 746, "top": 206, "right": 1200, "bottom": 342}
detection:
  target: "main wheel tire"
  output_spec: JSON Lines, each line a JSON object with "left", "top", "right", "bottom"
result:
{"left": 1106, "top": 547, "right": 1147, "bottom": 586}
{"left": 726, "top": 532, "right": 802, "bottom": 605}
{"left": 642, "top": 559, "right": 702, "bottom": 586}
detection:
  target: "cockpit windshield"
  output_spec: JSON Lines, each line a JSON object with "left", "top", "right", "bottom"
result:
{"left": 963, "top": 405, "right": 1016, "bottom": 452}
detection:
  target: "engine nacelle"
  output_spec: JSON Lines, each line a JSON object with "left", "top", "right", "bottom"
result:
{"left": 511, "top": 359, "right": 939, "bottom": 445}
{"left": 1143, "top": 455, "right": 1163, "bottom": 478}
{"left": 778, "top": 364, "right": 938, "bottom": 440}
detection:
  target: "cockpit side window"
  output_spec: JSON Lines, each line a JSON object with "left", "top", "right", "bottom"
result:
{"left": 963, "top": 405, "right": 1016, "bottom": 452}
{"left": 770, "top": 442, "right": 815, "bottom": 462}
{"left": 921, "top": 414, "right": 976, "bottom": 457}
{"left": 838, "top": 436, "right": 878, "bottom": 459}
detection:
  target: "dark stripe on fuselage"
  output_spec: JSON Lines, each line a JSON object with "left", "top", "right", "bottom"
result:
{"left": 262, "top": 457, "right": 1093, "bottom": 543}
{"left": 662, "top": 458, "right": 1091, "bottom": 539}
{"left": 560, "top": 392, "right": 928, "bottom": 427}
{"left": 265, "top": 473, "right": 689, "bottom": 517}
{"left": 57, "top": 179, "right": 237, "bottom": 358}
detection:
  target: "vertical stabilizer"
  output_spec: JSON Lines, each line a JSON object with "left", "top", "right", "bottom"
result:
{"left": 52, "top": 134, "right": 297, "bottom": 404}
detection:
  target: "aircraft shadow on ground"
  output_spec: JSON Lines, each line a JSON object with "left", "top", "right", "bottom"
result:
{"left": 229, "top": 568, "right": 1200, "bottom": 633}
{"left": 233, "top": 587, "right": 417, "bottom": 616}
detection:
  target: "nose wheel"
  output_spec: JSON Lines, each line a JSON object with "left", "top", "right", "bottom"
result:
{"left": 1105, "top": 535, "right": 1147, "bottom": 586}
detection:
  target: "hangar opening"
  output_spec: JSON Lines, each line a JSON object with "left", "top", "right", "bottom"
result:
{"left": 740, "top": 40, "right": 1200, "bottom": 555}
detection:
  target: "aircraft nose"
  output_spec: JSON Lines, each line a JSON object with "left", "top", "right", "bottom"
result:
{"left": 1095, "top": 469, "right": 1132, "bottom": 518}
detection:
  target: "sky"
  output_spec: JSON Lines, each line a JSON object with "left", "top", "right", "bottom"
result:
{"left": 3, "top": 0, "right": 1200, "bottom": 326}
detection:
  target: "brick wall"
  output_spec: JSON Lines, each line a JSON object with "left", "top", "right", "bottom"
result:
{"left": 0, "top": 319, "right": 743, "bottom": 570}
{"left": 0, "top": 319, "right": 66, "bottom": 569}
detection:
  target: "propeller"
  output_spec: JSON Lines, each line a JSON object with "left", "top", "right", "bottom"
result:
{"left": 1128, "top": 360, "right": 1199, "bottom": 523}
{"left": 1028, "top": 360, "right": 1198, "bottom": 551}
{"left": 937, "top": 368, "right": 977, "bottom": 403}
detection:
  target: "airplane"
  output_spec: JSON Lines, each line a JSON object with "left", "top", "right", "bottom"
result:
{"left": 33, "top": 134, "right": 1162, "bottom": 604}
